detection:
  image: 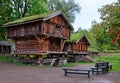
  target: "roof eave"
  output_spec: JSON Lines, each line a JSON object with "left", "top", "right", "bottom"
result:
{"left": 76, "top": 35, "right": 91, "bottom": 45}
{"left": 3, "top": 18, "right": 43, "bottom": 28}
{"left": 3, "top": 11, "right": 74, "bottom": 31}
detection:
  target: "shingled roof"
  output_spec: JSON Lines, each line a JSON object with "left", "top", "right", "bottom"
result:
{"left": 3, "top": 11, "right": 74, "bottom": 30}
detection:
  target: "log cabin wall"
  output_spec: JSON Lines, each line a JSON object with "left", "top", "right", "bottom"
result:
{"left": 6, "top": 22, "right": 41, "bottom": 38}
{"left": 5, "top": 13, "right": 72, "bottom": 55}
{"left": 14, "top": 35, "right": 66, "bottom": 55}
{"left": 14, "top": 36, "right": 49, "bottom": 55}
{"left": 6, "top": 16, "right": 71, "bottom": 40}
{"left": 64, "top": 42, "right": 88, "bottom": 53}
{"left": 42, "top": 15, "right": 71, "bottom": 39}
{"left": 48, "top": 38, "right": 61, "bottom": 52}
{"left": 63, "top": 35, "right": 90, "bottom": 54}
{"left": 73, "top": 42, "right": 88, "bottom": 52}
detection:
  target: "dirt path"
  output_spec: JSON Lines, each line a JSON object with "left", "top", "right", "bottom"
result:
{"left": 0, "top": 61, "right": 119, "bottom": 83}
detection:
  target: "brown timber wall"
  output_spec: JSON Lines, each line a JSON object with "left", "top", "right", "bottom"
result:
{"left": 6, "top": 22, "right": 41, "bottom": 38}
{"left": 15, "top": 37, "right": 49, "bottom": 54}
{"left": 74, "top": 43, "right": 88, "bottom": 52}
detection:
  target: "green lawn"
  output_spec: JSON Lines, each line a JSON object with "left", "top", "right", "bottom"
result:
{"left": 0, "top": 54, "right": 120, "bottom": 72}
{"left": 94, "top": 54, "right": 120, "bottom": 72}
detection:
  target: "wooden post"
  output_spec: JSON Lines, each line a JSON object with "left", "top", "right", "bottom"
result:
{"left": 1, "top": 45, "right": 3, "bottom": 54}
{"left": 60, "top": 39, "right": 65, "bottom": 52}
{"left": 37, "top": 55, "right": 43, "bottom": 66}
{"left": 14, "top": 54, "right": 19, "bottom": 62}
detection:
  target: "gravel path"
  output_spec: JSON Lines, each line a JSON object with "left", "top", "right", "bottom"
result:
{"left": 0, "top": 61, "right": 119, "bottom": 83}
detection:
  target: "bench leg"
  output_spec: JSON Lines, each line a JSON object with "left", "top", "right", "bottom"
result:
{"left": 97, "top": 68, "right": 99, "bottom": 75}
{"left": 64, "top": 70, "right": 67, "bottom": 76}
{"left": 91, "top": 69, "right": 94, "bottom": 74}
{"left": 109, "top": 65, "right": 112, "bottom": 70}
{"left": 88, "top": 71, "right": 90, "bottom": 78}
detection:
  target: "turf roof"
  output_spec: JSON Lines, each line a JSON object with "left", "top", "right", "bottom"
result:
{"left": 4, "top": 11, "right": 58, "bottom": 27}
{"left": 67, "top": 32, "right": 84, "bottom": 43}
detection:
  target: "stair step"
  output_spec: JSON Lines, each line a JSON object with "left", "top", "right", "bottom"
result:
{"left": 51, "top": 58, "right": 60, "bottom": 66}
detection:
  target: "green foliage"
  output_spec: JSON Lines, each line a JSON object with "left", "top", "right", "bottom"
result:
{"left": 67, "top": 30, "right": 84, "bottom": 42}
{"left": 90, "top": 0, "right": 120, "bottom": 51}
{"left": 0, "top": 0, "right": 12, "bottom": 40}
{"left": 98, "top": 1, "right": 120, "bottom": 43}
{"left": 94, "top": 55, "right": 120, "bottom": 72}
{"left": 42, "top": 54, "right": 47, "bottom": 59}
{"left": 0, "top": 0, "right": 48, "bottom": 40}
{"left": 0, "top": 26, "right": 6, "bottom": 40}
{"left": 70, "top": 28, "right": 98, "bottom": 52}
{"left": 91, "top": 21, "right": 113, "bottom": 52}
{"left": 88, "top": 47, "right": 99, "bottom": 52}
{"left": 29, "top": 0, "right": 48, "bottom": 15}
{"left": 0, "top": 54, "right": 14, "bottom": 63}
{"left": 47, "top": 0, "right": 81, "bottom": 23}
{"left": 9, "top": 0, "right": 48, "bottom": 20}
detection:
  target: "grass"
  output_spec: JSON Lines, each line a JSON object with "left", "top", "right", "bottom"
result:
{"left": 0, "top": 54, "right": 14, "bottom": 63}
{"left": 66, "top": 32, "right": 85, "bottom": 43}
{"left": 0, "top": 55, "right": 52, "bottom": 68}
{"left": 0, "top": 54, "right": 120, "bottom": 72}
{"left": 0, "top": 54, "right": 91, "bottom": 67}
{"left": 4, "top": 11, "right": 58, "bottom": 26}
{"left": 0, "top": 55, "right": 78, "bottom": 68}
{"left": 93, "top": 54, "right": 120, "bottom": 72}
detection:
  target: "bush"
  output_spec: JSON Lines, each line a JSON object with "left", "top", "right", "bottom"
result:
{"left": 0, "top": 54, "right": 14, "bottom": 63}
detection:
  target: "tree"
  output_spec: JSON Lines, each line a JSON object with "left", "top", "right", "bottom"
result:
{"left": 0, "top": 0, "right": 12, "bottom": 40}
{"left": 98, "top": 1, "right": 120, "bottom": 44}
{"left": 10, "top": 0, "right": 48, "bottom": 20}
{"left": 0, "top": 0, "right": 48, "bottom": 40}
{"left": 0, "top": 0, "right": 12, "bottom": 23}
{"left": 90, "top": 21, "right": 113, "bottom": 51}
{"left": 46, "top": 0, "right": 81, "bottom": 23}
{"left": 27, "top": 0, "right": 48, "bottom": 16}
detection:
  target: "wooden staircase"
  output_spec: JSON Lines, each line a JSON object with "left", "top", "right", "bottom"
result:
{"left": 51, "top": 58, "right": 60, "bottom": 66}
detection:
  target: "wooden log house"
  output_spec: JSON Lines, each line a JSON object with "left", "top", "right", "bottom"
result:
{"left": 64, "top": 34, "right": 90, "bottom": 55}
{"left": 3, "top": 11, "right": 74, "bottom": 58}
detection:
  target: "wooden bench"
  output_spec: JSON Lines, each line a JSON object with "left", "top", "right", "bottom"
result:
{"left": 62, "top": 69, "right": 91, "bottom": 78}
{"left": 91, "top": 62, "right": 112, "bottom": 75}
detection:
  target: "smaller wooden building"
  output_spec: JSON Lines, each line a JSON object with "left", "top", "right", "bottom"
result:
{"left": 64, "top": 34, "right": 90, "bottom": 55}
{"left": 0, "top": 41, "right": 12, "bottom": 54}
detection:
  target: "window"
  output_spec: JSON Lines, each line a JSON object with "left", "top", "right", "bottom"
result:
{"left": 56, "top": 25, "right": 61, "bottom": 29}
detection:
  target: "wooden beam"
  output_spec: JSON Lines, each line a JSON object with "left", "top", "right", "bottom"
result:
{"left": 60, "top": 39, "right": 65, "bottom": 51}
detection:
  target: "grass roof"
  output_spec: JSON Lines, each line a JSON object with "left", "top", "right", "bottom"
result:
{"left": 4, "top": 11, "right": 57, "bottom": 26}
{"left": 66, "top": 31, "right": 99, "bottom": 52}
{"left": 66, "top": 32, "right": 84, "bottom": 43}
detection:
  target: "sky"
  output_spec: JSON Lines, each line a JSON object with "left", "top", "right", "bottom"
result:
{"left": 73, "top": 0, "right": 117, "bottom": 31}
